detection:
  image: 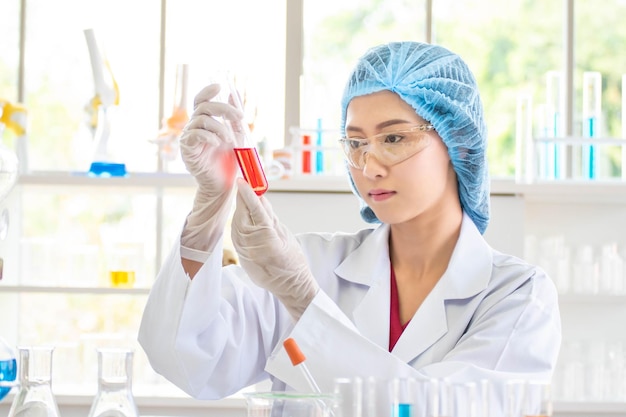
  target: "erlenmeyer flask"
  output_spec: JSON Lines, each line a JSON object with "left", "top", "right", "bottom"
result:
{"left": 0, "top": 337, "right": 17, "bottom": 401}
{"left": 8, "top": 346, "right": 61, "bottom": 417}
{"left": 87, "top": 348, "right": 139, "bottom": 417}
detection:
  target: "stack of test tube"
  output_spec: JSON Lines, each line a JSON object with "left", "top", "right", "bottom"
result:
{"left": 288, "top": 125, "right": 342, "bottom": 176}
{"left": 516, "top": 70, "right": 626, "bottom": 182}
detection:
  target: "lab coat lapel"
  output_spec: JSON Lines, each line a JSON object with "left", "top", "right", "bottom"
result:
{"left": 334, "top": 224, "right": 392, "bottom": 350}
{"left": 390, "top": 214, "right": 493, "bottom": 363}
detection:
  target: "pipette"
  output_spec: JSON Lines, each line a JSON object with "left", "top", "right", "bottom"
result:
{"left": 283, "top": 337, "right": 321, "bottom": 393}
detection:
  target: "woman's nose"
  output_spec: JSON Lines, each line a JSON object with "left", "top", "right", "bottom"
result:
{"left": 362, "top": 152, "right": 388, "bottom": 179}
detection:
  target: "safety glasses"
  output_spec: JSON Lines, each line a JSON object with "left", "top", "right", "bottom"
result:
{"left": 338, "top": 124, "right": 435, "bottom": 169}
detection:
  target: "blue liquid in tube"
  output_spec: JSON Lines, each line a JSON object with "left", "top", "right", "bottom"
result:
{"left": 552, "top": 112, "right": 562, "bottom": 179}
{"left": 0, "top": 357, "right": 17, "bottom": 401}
{"left": 315, "top": 118, "right": 324, "bottom": 174}
{"left": 584, "top": 117, "right": 597, "bottom": 179}
{"left": 394, "top": 403, "right": 412, "bottom": 417}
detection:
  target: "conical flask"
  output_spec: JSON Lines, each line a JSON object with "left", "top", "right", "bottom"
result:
{"left": 0, "top": 337, "right": 17, "bottom": 401}
{"left": 87, "top": 348, "right": 139, "bottom": 417}
{"left": 7, "top": 346, "right": 61, "bottom": 417}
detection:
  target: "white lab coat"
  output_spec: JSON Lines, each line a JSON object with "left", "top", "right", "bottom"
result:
{"left": 138, "top": 212, "right": 561, "bottom": 401}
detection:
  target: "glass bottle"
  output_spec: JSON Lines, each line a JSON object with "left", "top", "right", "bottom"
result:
{"left": 8, "top": 346, "right": 61, "bottom": 417}
{"left": 87, "top": 348, "right": 139, "bottom": 417}
{"left": 0, "top": 337, "right": 17, "bottom": 401}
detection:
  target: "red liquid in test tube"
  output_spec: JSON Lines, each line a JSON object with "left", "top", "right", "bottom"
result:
{"left": 225, "top": 78, "right": 268, "bottom": 196}
{"left": 302, "top": 135, "right": 312, "bottom": 174}
{"left": 234, "top": 147, "right": 268, "bottom": 196}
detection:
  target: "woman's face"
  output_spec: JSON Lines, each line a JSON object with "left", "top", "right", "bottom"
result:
{"left": 345, "top": 90, "right": 459, "bottom": 225}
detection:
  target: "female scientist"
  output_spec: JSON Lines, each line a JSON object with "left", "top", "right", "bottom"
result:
{"left": 139, "top": 42, "right": 561, "bottom": 399}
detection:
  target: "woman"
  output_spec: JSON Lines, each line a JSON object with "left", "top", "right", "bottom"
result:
{"left": 138, "top": 42, "right": 561, "bottom": 401}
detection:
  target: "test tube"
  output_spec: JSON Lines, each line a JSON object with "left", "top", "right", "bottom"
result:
{"left": 302, "top": 134, "right": 312, "bottom": 174}
{"left": 546, "top": 71, "right": 567, "bottom": 179}
{"left": 515, "top": 93, "right": 534, "bottom": 183}
{"left": 534, "top": 103, "right": 550, "bottom": 180}
{"left": 524, "top": 381, "right": 553, "bottom": 417}
{"left": 582, "top": 71, "right": 602, "bottom": 180}
{"left": 226, "top": 79, "right": 268, "bottom": 196}
{"left": 316, "top": 118, "right": 324, "bottom": 174}
{"left": 390, "top": 377, "right": 416, "bottom": 417}
{"left": 622, "top": 74, "right": 626, "bottom": 180}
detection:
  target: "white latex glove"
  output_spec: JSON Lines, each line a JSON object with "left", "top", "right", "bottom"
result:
{"left": 231, "top": 178, "right": 320, "bottom": 320}
{"left": 179, "top": 84, "right": 244, "bottom": 261}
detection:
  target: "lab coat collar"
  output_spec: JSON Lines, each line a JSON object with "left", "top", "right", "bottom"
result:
{"left": 334, "top": 213, "right": 493, "bottom": 362}
{"left": 334, "top": 223, "right": 392, "bottom": 348}
{"left": 334, "top": 223, "right": 390, "bottom": 286}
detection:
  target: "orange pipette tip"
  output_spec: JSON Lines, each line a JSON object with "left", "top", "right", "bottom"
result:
{"left": 283, "top": 337, "right": 306, "bottom": 366}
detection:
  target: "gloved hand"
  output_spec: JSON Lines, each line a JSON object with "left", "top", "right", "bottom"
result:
{"left": 179, "top": 84, "right": 244, "bottom": 262}
{"left": 231, "top": 178, "right": 320, "bottom": 320}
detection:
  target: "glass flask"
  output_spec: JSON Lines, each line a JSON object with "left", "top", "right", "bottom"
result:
{"left": 0, "top": 337, "right": 17, "bottom": 401}
{"left": 8, "top": 346, "right": 61, "bottom": 417}
{"left": 244, "top": 392, "right": 339, "bottom": 417}
{"left": 87, "top": 348, "right": 139, "bottom": 417}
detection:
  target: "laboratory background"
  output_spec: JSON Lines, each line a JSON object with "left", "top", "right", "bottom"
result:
{"left": 1, "top": 0, "right": 626, "bottom": 416}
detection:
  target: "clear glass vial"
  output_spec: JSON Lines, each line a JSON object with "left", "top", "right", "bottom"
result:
{"left": 8, "top": 346, "right": 61, "bottom": 417}
{"left": 87, "top": 348, "right": 139, "bottom": 417}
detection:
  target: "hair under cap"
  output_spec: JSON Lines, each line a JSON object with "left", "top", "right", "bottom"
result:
{"left": 340, "top": 41, "right": 490, "bottom": 234}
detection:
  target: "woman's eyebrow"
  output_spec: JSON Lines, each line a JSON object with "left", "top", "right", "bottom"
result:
{"left": 345, "top": 119, "right": 415, "bottom": 133}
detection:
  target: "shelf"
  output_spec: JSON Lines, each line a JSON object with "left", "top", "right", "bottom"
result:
{"left": 16, "top": 171, "right": 353, "bottom": 193}
{"left": 492, "top": 180, "right": 626, "bottom": 203}
{"left": 0, "top": 285, "right": 150, "bottom": 295}
{"left": 534, "top": 136, "right": 626, "bottom": 145}
{"left": 558, "top": 293, "right": 626, "bottom": 304}
{"left": 15, "top": 172, "right": 626, "bottom": 202}
{"left": 17, "top": 171, "right": 197, "bottom": 188}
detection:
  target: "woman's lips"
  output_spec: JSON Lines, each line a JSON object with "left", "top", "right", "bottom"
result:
{"left": 368, "top": 189, "right": 396, "bottom": 202}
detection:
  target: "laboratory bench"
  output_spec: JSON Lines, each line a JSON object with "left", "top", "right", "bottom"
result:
{"left": 0, "top": 392, "right": 248, "bottom": 417}
{"left": 2, "top": 172, "right": 626, "bottom": 415}
{"left": 3, "top": 393, "right": 626, "bottom": 417}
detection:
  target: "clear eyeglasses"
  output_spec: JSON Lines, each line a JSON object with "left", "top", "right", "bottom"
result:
{"left": 338, "top": 124, "right": 435, "bottom": 169}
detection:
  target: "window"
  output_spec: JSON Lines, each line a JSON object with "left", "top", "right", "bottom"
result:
{"left": 573, "top": 0, "right": 626, "bottom": 179}
{"left": 0, "top": 0, "right": 284, "bottom": 396}
{"left": 300, "top": 0, "right": 626, "bottom": 179}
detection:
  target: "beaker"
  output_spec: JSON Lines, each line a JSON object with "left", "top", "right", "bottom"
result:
{"left": 244, "top": 392, "right": 339, "bottom": 417}
{"left": 87, "top": 348, "right": 139, "bottom": 417}
{"left": 0, "top": 337, "right": 17, "bottom": 401}
{"left": 8, "top": 346, "right": 61, "bottom": 417}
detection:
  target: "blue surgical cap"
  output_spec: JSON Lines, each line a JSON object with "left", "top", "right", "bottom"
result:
{"left": 341, "top": 41, "right": 490, "bottom": 234}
